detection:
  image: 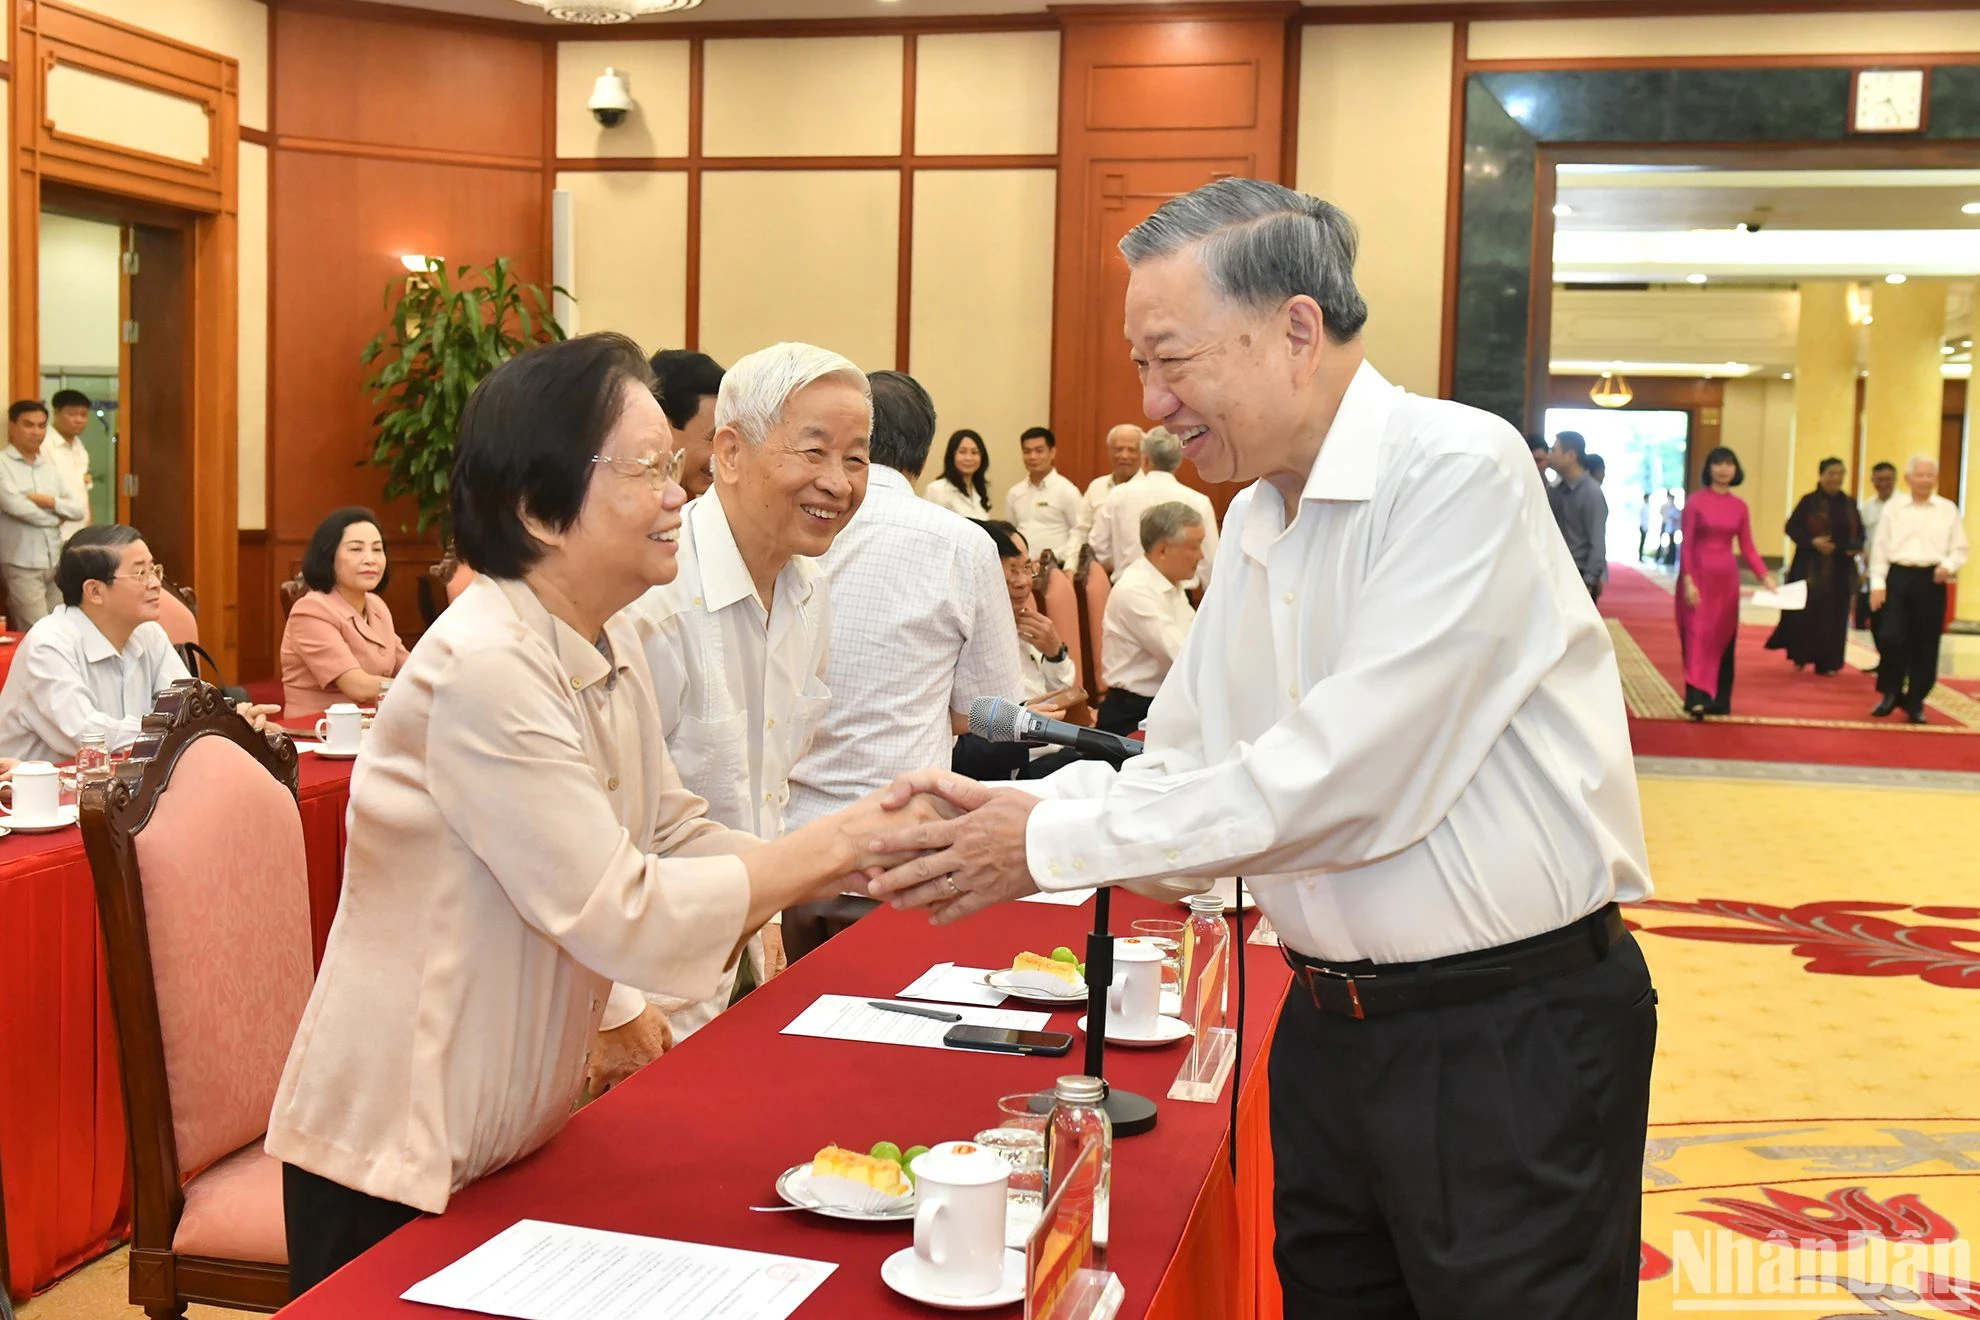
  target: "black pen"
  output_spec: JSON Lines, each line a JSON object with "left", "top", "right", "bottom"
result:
{"left": 868, "top": 1000, "right": 962, "bottom": 1023}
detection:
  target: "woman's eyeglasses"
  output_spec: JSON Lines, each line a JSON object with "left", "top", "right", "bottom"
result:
{"left": 591, "top": 450, "right": 689, "bottom": 489}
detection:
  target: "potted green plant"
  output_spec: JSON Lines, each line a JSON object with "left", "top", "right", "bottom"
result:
{"left": 360, "top": 256, "right": 566, "bottom": 619}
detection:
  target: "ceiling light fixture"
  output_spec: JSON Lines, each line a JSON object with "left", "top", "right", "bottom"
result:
{"left": 516, "top": 0, "right": 700, "bottom": 22}
{"left": 1886, "top": 273, "right": 1907, "bottom": 284}
{"left": 1781, "top": 373, "right": 1793, "bottom": 380}
{"left": 1553, "top": 203, "right": 1573, "bottom": 217}
{"left": 1686, "top": 273, "right": 1708, "bottom": 285}
{"left": 1964, "top": 202, "right": 1980, "bottom": 215}
{"left": 1590, "top": 371, "right": 1634, "bottom": 409}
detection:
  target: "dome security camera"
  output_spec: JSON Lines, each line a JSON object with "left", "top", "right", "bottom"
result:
{"left": 589, "top": 68, "right": 633, "bottom": 129}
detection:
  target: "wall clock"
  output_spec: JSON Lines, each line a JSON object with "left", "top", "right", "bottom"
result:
{"left": 1851, "top": 69, "right": 1927, "bottom": 134}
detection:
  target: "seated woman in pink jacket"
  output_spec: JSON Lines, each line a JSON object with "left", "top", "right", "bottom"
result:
{"left": 280, "top": 507, "right": 410, "bottom": 716}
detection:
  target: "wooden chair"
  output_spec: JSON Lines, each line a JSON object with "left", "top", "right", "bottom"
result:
{"left": 1072, "top": 546, "right": 1112, "bottom": 704}
{"left": 1035, "top": 559, "right": 1083, "bottom": 686}
{"left": 277, "top": 574, "right": 307, "bottom": 612}
{"left": 82, "top": 681, "right": 310, "bottom": 1317}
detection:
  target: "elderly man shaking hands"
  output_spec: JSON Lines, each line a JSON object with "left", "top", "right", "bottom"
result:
{"left": 864, "top": 179, "right": 1657, "bottom": 1320}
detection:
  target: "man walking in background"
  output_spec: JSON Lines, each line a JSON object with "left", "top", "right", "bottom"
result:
{"left": 1857, "top": 460, "right": 1896, "bottom": 634}
{"left": 1549, "top": 430, "right": 1608, "bottom": 601}
{"left": 1868, "top": 455, "right": 1967, "bottom": 724}
{"left": 0, "top": 401, "right": 86, "bottom": 627}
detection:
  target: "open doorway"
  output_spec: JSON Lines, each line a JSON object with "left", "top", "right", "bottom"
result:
{"left": 36, "top": 192, "right": 196, "bottom": 583}
{"left": 1544, "top": 405, "right": 1689, "bottom": 567}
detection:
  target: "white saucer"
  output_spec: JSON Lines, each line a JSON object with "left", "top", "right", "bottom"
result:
{"left": 304, "top": 745, "right": 361, "bottom": 760}
{"left": 774, "top": 1163, "right": 914, "bottom": 1223}
{"left": 2, "top": 804, "right": 79, "bottom": 833}
{"left": 984, "top": 968, "right": 1086, "bottom": 1005}
{"left": 1077, "top": 1012, "right": 1190, "bottom": 1046}
{"left": 880, "top": 1247, "right": 1025, "bottom": 1310}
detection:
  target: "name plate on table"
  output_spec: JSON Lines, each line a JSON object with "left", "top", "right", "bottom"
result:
{"left": 1026, "top": 1138, "right": 1122, "bottom": 1320}
{"left": 1168, "top": 943, "right": 1236, "bottom": 1103}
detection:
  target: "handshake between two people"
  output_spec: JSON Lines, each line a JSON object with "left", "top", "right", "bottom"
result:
{"left": 821, "top": 770, "right": 1045, "bottom": 926}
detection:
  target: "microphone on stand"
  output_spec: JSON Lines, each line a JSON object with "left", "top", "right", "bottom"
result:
{"left": 968, "top": 695, "right": 1158, "bottom": 1136}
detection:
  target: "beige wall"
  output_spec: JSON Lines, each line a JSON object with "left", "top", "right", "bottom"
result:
{"left": 1295, "top": 23, "right": 1452, "bottom": 399}
{"left": 914, "top": 31, "right": 1060, "bottom": 157}
{"left": 61, "top": 0, "right": 268, "bottom": 129}
{"left": 910, "top": 170, "right": 1056, "bottom": 487}
{"left": 700, "top": 171, "right": 901, "bottom": 371}
{"left": 1469, "top": 11, "right": 1980, "bottom": 61}
{"left": 703, "top": 37, "right": 903, "bottom": 157}
{"left": 47, "top": 66, "right": 212, "bottom": 165}
{"left": 38, "top": 213, "right": 122, "bottom": 370}
{"left": 239, "top": 143, "right": 268, "bottom": 528}
{"left": 1720, "top": 376, "right": 1799, "bottom": 561}
{"left": 554, "top": 170, "right": 689, "bottom": 354}
{"left": 555, "top": 40, "right": 690, "bottom": 160}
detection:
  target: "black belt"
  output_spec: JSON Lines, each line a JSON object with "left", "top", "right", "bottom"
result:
{"left": 1281, "top": 904, "right": 1626, "bottom": 1020}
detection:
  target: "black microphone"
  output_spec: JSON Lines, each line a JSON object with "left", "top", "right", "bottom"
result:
{"left": 969, "top": 696, "right": 1144, "bottom": 761}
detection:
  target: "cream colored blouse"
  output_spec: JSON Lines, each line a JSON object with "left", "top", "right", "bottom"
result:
{"left": 266, "top": 576, "right": 758, "bottom": 1214}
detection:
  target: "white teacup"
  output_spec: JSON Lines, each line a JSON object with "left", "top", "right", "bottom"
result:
{"left": 910, "top": 1140, "right": 1009, "bottom": 1298}
{"left": 314, "top": 702, "right": 362, "bottom": 753}
{"left": 5, "top": 760, "right": 60, "bottom": 823}
{"left": 1109, "top": 938, "right": 1167, "bottom": 1035}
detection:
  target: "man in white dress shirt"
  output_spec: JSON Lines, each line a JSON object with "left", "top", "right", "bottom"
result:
{"left": 0, "top": 400, "right": 86, "bottom": 627}
{"left": 1856, "top": 460, "right": 1896, "bottom": 635}
{"left": 785, "top": 371, "right": 1023, "bottom": 953}
{"left": 1089, "top": 426, "right": 1220, "bottom": 587}
{"left": 865, "top": 179, "right": 1655, "bottom": 1319}
{"left": 0, "top": 525, "right": 276, "bottom": 759}
{"left": 1082, "top": 424, "right": 1145, "bottom": 526}
{"left": 628, "top": 342, "right": 870, "bottom": 1037}
{"left": 1004, "top": 426, "right": 1087, "bottom": 567}
{"left": 1867, "top": 455, "right": 1968, "bottom": 723}
{"left": 1096, "top": 502, "right": 1202, "bottom": 735}
{"left": 47, "top": 389, "right": 95, "bottom": 543}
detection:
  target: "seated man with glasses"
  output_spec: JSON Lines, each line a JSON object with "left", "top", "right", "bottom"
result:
{"left": 0, "top": 524, "right": 278, "bottom": 760}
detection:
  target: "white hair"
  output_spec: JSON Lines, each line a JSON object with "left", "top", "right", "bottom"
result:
{"left": 714, "top": 342, "right": 870, "bottom": 445}
{"left": 1904, "top": 454, "right": 1938, "bottom": 477}
{"left": 1141, "top": 427, "right": 1184, "bottom": 473}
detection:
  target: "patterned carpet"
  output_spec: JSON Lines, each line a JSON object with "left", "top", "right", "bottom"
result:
{"left": 1632, "top": 773, "right": 1980, "bottom": 1317}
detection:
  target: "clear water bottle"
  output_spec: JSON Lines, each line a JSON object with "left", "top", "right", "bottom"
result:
{"left": 1179, "top": 892, "right": 1231, "bottom": 1027}
{"left": 75, "top": 734, "right": 112, "bottom": 787}
{"left": 1044, "top": 1074, "right": 1113, "bottom": 1258}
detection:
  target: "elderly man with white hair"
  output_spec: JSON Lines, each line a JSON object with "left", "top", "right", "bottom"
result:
{"left": 861, "top": 178, "right": 1655, "bottom": 1319}
{"left": 1089, "top": 425, "right": 1219, "bottom": 587}
{"left": 1083, "top": 423, "right": 1146, "bottom": 523}
{"left": 1868, "top": 454, "right": 1968, "bottom": 722}
{"left": 626, "top": 341, "right": 872, "bottom": 1038}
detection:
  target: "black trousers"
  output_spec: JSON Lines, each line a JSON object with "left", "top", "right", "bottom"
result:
{"left": 1684, "top": 637, "right": 1737, "bottom": 715}
{"left": 1268, "top": 932, "right": 1657, "bottom": 1320}
{"left": 1875, "top": 565, "right": 1946, "bottom": 712}
{"left": 1095, "top": 688, "right": 1153, "bottom": 736}
{"left": 283, "top": 1162, "right": 422, "bottom": 1297}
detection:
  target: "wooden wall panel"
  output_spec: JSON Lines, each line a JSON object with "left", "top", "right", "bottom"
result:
{"left": 263, "top": 0, "right": 548, "bottom": 674}
{"left": 1050, "top": 9, "right": 1294, "bottom": 510}
{"left": 273, "top": 6, "right": 545, "bottom": 162}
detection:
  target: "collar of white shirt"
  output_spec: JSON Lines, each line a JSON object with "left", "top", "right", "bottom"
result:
{"left": 2, "top": 445, "right": 46, "bottom": 469}
{"left": 70, "top": 607, "right": 137, "bottom": 665}
{"left": 867, "top": 465, "right": 913, "bottom": 499}
{"left": 1117, "top": 553, "right": 1182, "bottom": 602}
{"left": 686, "top": 490, "right": 821, "bottom": 616}
{"left": 1239, "top": 361, "right": 1394, "bottom": 565}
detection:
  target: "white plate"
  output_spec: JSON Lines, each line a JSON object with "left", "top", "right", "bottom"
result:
{"left": 1076, "top": 1013, "right": 1190, "bottom": 1047}
{"left": 774, "top": 1163, "right": 914, "bottom": 1223}
{"left": 304, "top": 745, "right": 361, "bottom": 760}
{"left": 880, "top": 1247, "right": 1025, "bottom": 1310}
{"left": 983, "top": 968, "right": 1086, "bottom": 1005}
{"left": 2, "top": 804, "right": 79, "bottom": 833}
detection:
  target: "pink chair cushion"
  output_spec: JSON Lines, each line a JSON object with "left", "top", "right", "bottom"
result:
{"left": 133, "top": 735, "right": 313, "bottom": 1176}
{"left": 172, "top": 1141, "right": 287, "bottom": 1264}
{"left": 1080, "top": 569, "right": 1110, "bottom": 697}
{"left": 445, "top": 562, "right": 475, "bottom": 602}
{"left": 1040, "top": 568, "right": 1081, "bottom": 676}
{"left": 157, "top": 592, "right": 199, "bottom": 647}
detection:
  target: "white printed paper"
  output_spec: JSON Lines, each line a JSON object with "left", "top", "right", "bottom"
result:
{"left": 400, "top": 1219, "right": 833, "bottom": 1320}
{"left": 781, "top": 995, "right": 1049, "bottom": 1050}
{"left": 1019, "top": 887, "right": 1094, "bottom": 906}
{"left": 1750, "top": 580, "right": 1807, "bottom": 611}
{"left": 898, "top": 962, "right": 1007, "bottom": 1007}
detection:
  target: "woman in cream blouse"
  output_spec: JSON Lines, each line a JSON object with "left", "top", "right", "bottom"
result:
{"left": 266, "top": 334, "right": 936, "bottom": 1292}
{"left": 279, "top": 507, "right": 410, "bottom": 716}
{"left": 923, "top": 428, "right": 993, "bottom": 520}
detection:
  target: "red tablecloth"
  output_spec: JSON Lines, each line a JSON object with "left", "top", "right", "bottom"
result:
{"left": 0, "top": 752, "right": 354, "bottom": 1297}
{"left": 276, "top": 894, "right": 1293, "bottom": 1319}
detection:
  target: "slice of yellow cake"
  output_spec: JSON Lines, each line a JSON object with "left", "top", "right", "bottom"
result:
{"left": 1010, "top": 950, "right": 1084, "bottom": 994}
{"left": 811, "top": 1145, "right": 912, "bottom": 1199}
